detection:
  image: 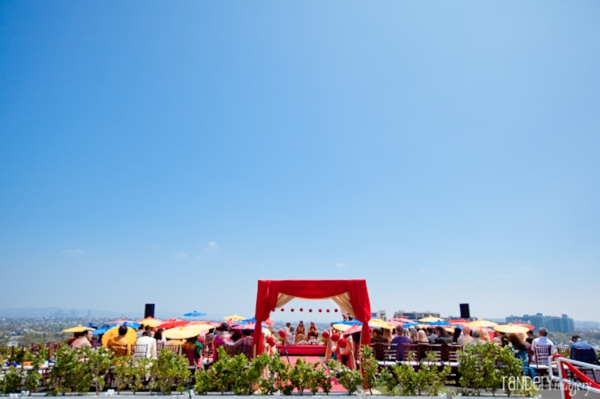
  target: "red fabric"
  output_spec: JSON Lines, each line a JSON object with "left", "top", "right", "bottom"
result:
{"left": 252, "top": 279, "right": 372, "bottom": 356}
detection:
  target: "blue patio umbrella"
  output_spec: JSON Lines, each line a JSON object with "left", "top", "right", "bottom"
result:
{"left": 333, "top": 319, "right": 362, "bottom": 326}
{"left": 92, "top": 325, "right": 115, "bottom": 335}
{"left": 184, "top": 311, "right": 206, "bottom": 317}
{"left": 425, "top": 321, "right": 452, "bottom": 327}
{"left": 239, "top": 318, "right": 256, "bottom": 324}
{"left": 86, "top": 323, "right": 99, "bottom": 329}
{"left": 402, "top": 322, "right": 419, "bottom": 328}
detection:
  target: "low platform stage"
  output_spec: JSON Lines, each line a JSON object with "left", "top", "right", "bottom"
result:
{"left": 276, "top": 344, "right": 327, "bottom": 356}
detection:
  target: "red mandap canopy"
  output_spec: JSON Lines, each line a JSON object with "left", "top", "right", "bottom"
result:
{"left": 252, "top": 279, "right": 372, "bottom": 356}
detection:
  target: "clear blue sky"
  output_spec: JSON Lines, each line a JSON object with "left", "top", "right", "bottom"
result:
{"left": 1, "top": 1, "right": 599, "bottom": 322}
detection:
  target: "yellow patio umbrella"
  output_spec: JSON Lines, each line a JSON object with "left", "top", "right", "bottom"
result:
{"left": 332, "top": 323, "right": 353, "bottom": 332}
{"left": 368, "top": 319, "right": 394, "bottom": 329}
{"left": 466, "top": 319, "right": 498, "bottom": 328}
{"left": 137, "top": 317, "right": 163, "bottom": 328}
{"left": 163, "top": 324, "right": 211, "bottom": 340}
{"left": 63, "top": 325, "right": 95, "bottom": 333}
{"left": 223, "top": 314, "right": 246, "bottom": 321}
{"left": 493, "top": 323, "right": 530, "bottom": 334}
{"left": 101, "top": 326, "right": 137, "bottom": 347}
{"left": 418, "top": 315, "right": 444, "bottom": 323}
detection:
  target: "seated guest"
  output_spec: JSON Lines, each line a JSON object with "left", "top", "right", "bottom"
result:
{"left": 531, "top": 328, "right": 555, "bottom": 360}
{"left": 480, "top": 329, "right": 491, "bottom": 343}
{"left": 416, "top": 330, "right": 429, "bottom": 344}
{"left": 452, "top": 328, "right": 461, "bottom": 343}
{"left": 308, "top": 322, "right": 319, "bottom": 339}
{"left": 427, "top": 328, "right": 437, "bottom": 343}
{"left": 409, "top": 328, "right": 418, "bottom": 344}
{"left": 372, "top": 329, "right": 388, "bottom": 343}
{"left": 391, "top": 326, "right": 410, "bottom": 360}
{"left": 382, "top": 328, "right": 393, "bottom": 342}
{"left": 466, "top": 329, "right": 483, "bottom": 345}
{"left": 296, "top": 333, "right": 309, "bottom": 345}
{"left": 67, "top": 332, "right": 82, "bottom": 346}
{"left": 71, "top": 330, "right": 93, "bottom": 349}
{"left": 571, "top": 335, "right": 598, "bottom": 364}
{"left": 509, "top": 333, "right": 535, "bottom": 378}
{"left": 525, "top": 330, "right": 534, "bottom": 344}
{"left": 295, "top": 321, "right": 306, "bottom": 344}
{"left": 136, "top": 331, "right": 157, "bottom": 359}
{"left": 434, "top": 326, "right": 453, "bottom": 344}
{"left": 285, "top": 327, "right": 296, "bottom": 345}
{"left": 182, "top": 335, "right": 203, "bottom": 364}
{"left": 457, "top": 326, "right": 473, "bottom": 345}
{"left": 107, "top": 325, "right": 133, "bottom": 356}
{"left": 226, "top": 329, "right": 253, "bottom": 347}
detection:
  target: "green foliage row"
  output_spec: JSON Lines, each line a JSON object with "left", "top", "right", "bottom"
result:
{"left": 0, "top": 347, "right": 48, "bottom": 394}
{"left": 458, "top": 343, "right": 537, "bottom": 397}
{"left": 195, "top": 347, "right": 333, "bottom": 395}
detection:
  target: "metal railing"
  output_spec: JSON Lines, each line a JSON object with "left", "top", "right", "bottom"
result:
{"left": 548, "top": 355, "right": 600, "bottom": 399}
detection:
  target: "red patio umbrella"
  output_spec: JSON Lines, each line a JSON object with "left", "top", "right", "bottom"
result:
{"left": 449, "top": 319, "right": 470, "bottom": 325}
{"left": 156, "top": 318, "right": 190, "bottom": 329}
{"left": 342, "top": 325, "right": 362, "bottom": 336}
{"left": 389, "top": 317, "right": 414, "bottom": 324}
{"left": 513, "top": 322, "right": 535, "bottom": 330}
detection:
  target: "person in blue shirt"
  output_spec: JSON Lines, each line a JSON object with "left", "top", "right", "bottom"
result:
{"left": 571, "top": 335, "right": 598, "bottom": 364}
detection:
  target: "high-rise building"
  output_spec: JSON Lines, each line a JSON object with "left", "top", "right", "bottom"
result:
{"left": 505, "top": 313, "right": 574, "bottom": 333}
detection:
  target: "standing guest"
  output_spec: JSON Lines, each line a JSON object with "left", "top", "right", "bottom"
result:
{"left": 434, "top": 326, "right": 453, "bottom": 344}
{"left": 452, "top": 328, "right": 462, "bottom": 343}
{"left": 457, "top": 326, "right": 473, "bottom": 346}
{"left": 136, "top": 331, "right": 157, "bottom": 359}
{"left": 493, "top": 332, "right": 509, "bottom": 347}
{"left": 392, "top": 326, "right": 410, "bottom": 360}
{"left": 295, "top": 321, "right": 306, "bottom": 344}
{"left": 212, "top": 323, "right": 231, "bottom": 363}
{"left": 71, "top": 330, "right": 93, "bottom": 349}
{"left": 571, "top": 335, "right": 597, "bottom": 364}
{"left": 107, "top": 325, "right": 133, "bottom": 356}
{"left": 136, "top": 325, "right": 144, "bottom": 339}
{"left": 409, "top": 328, "right": 418, "bottom": 344}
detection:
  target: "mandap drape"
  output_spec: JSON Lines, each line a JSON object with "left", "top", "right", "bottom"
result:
{"left": 252, "top": 279, "right": 372, "bottom": 356}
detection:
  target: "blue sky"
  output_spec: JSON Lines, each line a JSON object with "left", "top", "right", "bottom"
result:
{"left": 1, "top": 1, "right": 599, "bottom": 323}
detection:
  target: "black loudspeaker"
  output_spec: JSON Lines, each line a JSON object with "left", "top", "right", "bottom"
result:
{"left": 460, "top": 303, "right": 470, "bottom": 319}
{"left": 144, "top": 304, "right": 155, "bottom": 318}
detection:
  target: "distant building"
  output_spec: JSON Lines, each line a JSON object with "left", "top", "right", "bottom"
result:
{"left": 506, "top": 313, "right": 574, "bottom": 333}
{"left": 371, "top": 310, "right": 387, "bottom": 320}
{"left": 397, "top": 310, "right": 441, "bottom": 321}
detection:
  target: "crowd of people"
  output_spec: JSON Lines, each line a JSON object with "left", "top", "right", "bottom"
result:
{"left": 62, "top": 318, "right": 598, "bottom": 371}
